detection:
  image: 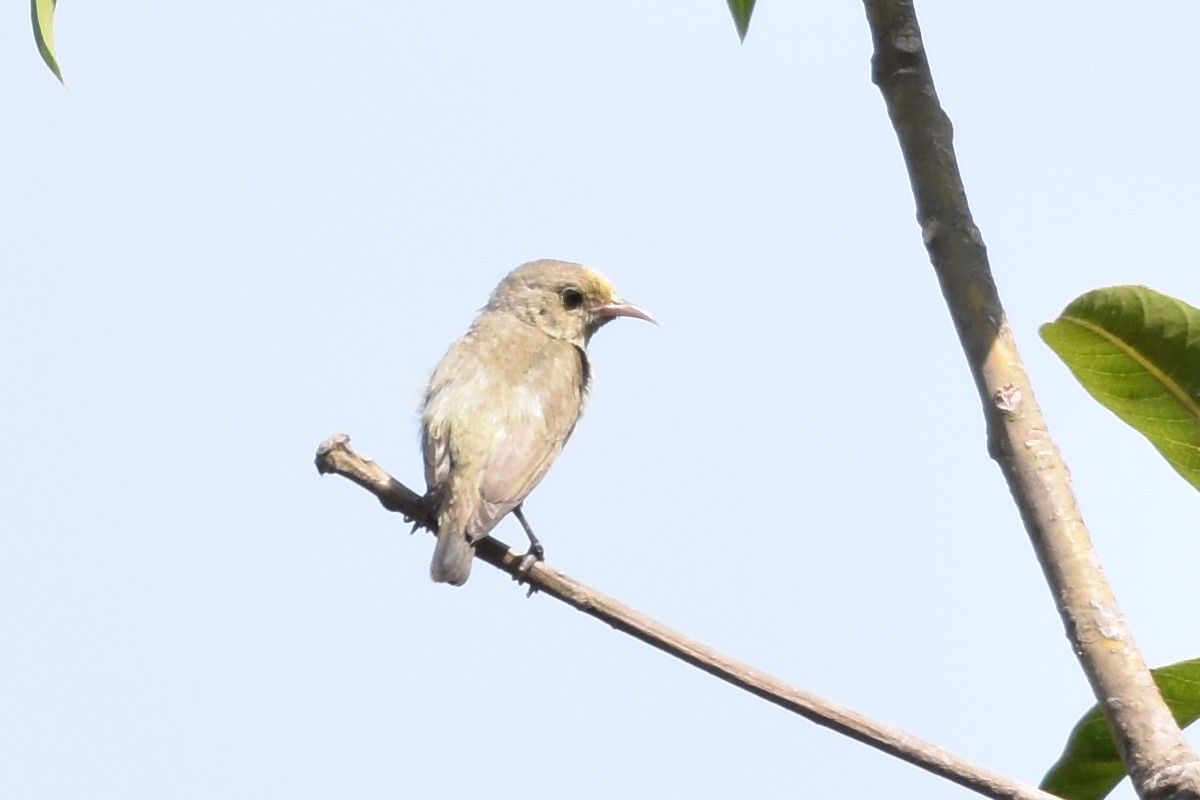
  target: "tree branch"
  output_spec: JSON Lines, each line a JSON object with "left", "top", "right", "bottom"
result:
{"left": 862, "top": 2, "right": 1200, "bottom": 798}
{"left": 316, "top": 433, "right": 1060, "bottom": 800}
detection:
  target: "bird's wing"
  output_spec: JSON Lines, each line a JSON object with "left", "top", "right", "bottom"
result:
{"left": 422, "top": 416, "right": 452, "bottom": 504}
{"left": 470, "top": 341, "right": 587, "bottom": 534}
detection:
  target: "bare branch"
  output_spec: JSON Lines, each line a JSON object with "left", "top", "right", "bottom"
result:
{"left": 316, "top": 433, "right": 1060, "bottom": 800}
{"left": 862, "top": 2, "right": 1200, "bottom": 797}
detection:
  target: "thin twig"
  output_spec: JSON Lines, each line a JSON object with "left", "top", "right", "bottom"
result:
{"left": 861, "top": 2, "right": 1200, "bottom": 798}
{"left": 315, "top": 433, "right": 1059, "bottom": 800}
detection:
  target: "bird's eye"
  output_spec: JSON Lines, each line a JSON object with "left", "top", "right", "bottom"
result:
{"left": 561, "top": 287, "right": 584, "bottom": 310}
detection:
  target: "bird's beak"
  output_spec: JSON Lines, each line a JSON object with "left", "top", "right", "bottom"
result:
{"left": 594, "top": 300, "right": 657, "bottom": 326}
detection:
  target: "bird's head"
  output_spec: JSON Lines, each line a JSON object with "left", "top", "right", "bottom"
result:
{"left": 487, "top": 259, "right": 655, "bottom": 346}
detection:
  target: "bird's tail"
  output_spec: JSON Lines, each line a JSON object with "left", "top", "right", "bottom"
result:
{"left": 430, "top": 529, "right": 474, "bottom": 586}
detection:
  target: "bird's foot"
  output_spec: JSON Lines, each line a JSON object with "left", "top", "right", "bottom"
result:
{"left": 513, "top": 542, "right": 545, "bottom": 596}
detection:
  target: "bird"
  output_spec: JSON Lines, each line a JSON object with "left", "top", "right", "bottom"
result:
{"left": 420, "top": 259, "right": 655, "bottom": 586}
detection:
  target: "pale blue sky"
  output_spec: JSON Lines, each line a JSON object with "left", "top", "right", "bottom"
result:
{"left": 4, "top": 3, "right": 1199, "bottom": 798}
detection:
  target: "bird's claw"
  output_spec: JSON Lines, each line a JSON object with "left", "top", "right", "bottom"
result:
{"left": 514, "top": 545, "right": 545, "bottom": 596}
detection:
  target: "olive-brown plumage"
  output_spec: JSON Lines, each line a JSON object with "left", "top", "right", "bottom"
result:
{"left": 421, "top": 259, "right": 653, "bottom": 585}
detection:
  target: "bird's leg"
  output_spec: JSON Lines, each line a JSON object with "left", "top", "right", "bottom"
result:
{"left": 513, "top": 505, "right": 545, "bottom": 558}
{"left": 512, "top": 504, "right": 545, "bottom": 583}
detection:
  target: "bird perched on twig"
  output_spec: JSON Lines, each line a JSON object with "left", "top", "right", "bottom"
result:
{"left": 420, "top": 259, "right": 655, "bottom": 586}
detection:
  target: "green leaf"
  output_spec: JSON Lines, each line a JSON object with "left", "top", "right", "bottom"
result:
{"left": 1041, "top": 659, "right": 1200, "bottom": 800}
{"left": 1040, "top": 286, "right": 1200, "bottom": 491}
{"left": 726, "top": 0, "right": 756, "bottom": 42}
{"left": 32, "top": 0, "right": 64, "bottom": 85}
